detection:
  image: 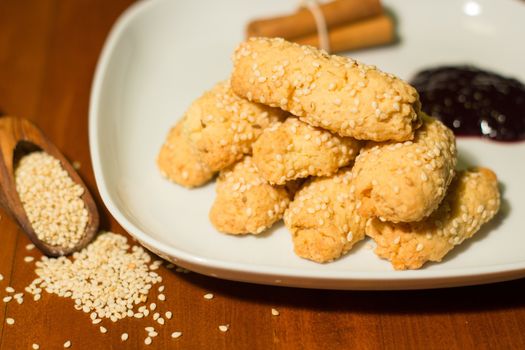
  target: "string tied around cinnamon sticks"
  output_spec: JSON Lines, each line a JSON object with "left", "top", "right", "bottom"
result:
{"left": 246, "top": 0, "right": 395, "bottom": 54}
{"left": 300, "top": 0, "right": 331, "bottom": 53}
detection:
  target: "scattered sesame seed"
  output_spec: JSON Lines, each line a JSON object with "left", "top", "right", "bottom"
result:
{"left": 171, "top": 331, "right": 182, "bottom": 339}
{"left": 99, "top": 326, "right": 107, "bottom": 334}
{"left": 271, "top": 308, "right": 280, "bottom": 316}
{"left": 219, "top": 324, "right": 230, "bottom": 332}
{"left": 158, "top": 285, "right": 165, "bottom": 292}
{"left": 63, "top": 340, "right": 71, "bottom": 348}
{"left": 3, "top": 296, "right": 12, "bottom": 303}
{"left": 158, "top": 294, "right": 166, "bottom": 301}
{"left": 32, "top": 344, "right": 40, "bottom": 350}
{"left": 149, "top": 303, "right": 157, "bottom": 311}
{"left": 416, "top": 243, "right": 424, "bottom": 252}
{"left": 204, "top": 293, "right": 214, "bottom": 300}
{"left": 346, "top": 232, "right": 353, "bottom": 241}
{"left": 0, "top": 273, "right": 3, "bottom": 281}
{"left": 153, "top": 312, "right": 160, "bottom": 321}
{"left": 6, "top": 318, "right": 14, "bottom": 325}
{"left": 121, "top": 333, "right": 129, "bottom": 341}
{"left": 26, "top": 244, "right": 35, "bottom": 251}
{"left": 24, "top": 256, "right": 35, "bottom": 263}
{"left": 165, "top": 311, "right": 173, "bottom": 319}
{"left": 144, "top": 337, "right": 152, "bottom": 345}
{"left": 157, "top": 317, "right": 165, "bottom": 325}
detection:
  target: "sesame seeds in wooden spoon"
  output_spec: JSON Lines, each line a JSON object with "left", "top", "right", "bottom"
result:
{"left": 0, "top": 116, "right": 99, "bottom": 256}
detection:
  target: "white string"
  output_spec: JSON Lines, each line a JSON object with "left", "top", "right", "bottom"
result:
{"left": 300, "top": 0, "right": 331, "bottom": 53}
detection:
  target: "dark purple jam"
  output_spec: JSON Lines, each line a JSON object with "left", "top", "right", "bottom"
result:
{"left": 410, "top": 65, "right": 525, "bottom": 142}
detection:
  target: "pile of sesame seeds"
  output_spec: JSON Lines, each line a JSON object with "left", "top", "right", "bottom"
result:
{"left": 25, "top": 232, "right": 161, "bottom": 322}
{"left": 15, "top": 151, "right": 89, "bottom": 249}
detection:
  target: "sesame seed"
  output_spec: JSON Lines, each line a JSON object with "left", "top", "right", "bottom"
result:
{"left": 153, "top": 312, "right": 160, "bottom": 321}
{"left": 393, "top": 236, "right": 401, "bottom": 244}
{"left": 3, "top": 296, "right": 12, "bottom": 303}
{"left": 121, "top": 333, "right": 129, "bottom": 341}
{"left": 99, "top": 326, "right": 107, "bottom": 334}
{"left": 26, "top": 244, "right": 35, "bottom": 251}
{"left": 158, "top": 294, "right": 166, "bottom": 301}
{"left": 271, "top": 308, "right": 280, "bottom": 316}
{"left": 144, "top": 337, "right": 152, "bottom": 345}
{"left": 25, "top": 233, "right": 162, "bottom": 324}
{"left": 6, "top": 286, "right": 14, "bottom": 293}
{"left": 158, "top": 285, "right": 165, "bottom": 292}
{"left": 0, "top": 273, "right": 3, "bottom": 281}
{"left": 15, "top": 152, "right": 88, "bottom": 249}
{"left": 6, "top": 318, "right": 14, "bottom": 325}
{"left": 157, "top": 317, "right": 165, "bottom": 325}
{"left": 171, "top": 331, "right": 182, "bottom": 339}
{"left": 24, "top": 256, "right": 35, "bottom": 263}
{"left": 421, "top": 173, "right": 428, "bottom": 181}
{"left": 346, "top": 232, "right": 353, "bottom": 241}
{"left": 32, "top": 344, "right": 40, "bottom": 350}
{"left": 416, "top": 243, "right": 424, "bottom": 252}
{"left": 149, "top": 303, "right": 157, "bottom": 311}
{"left": 204, "top": 293, "right": 214, "bottom": 300}
{"left": 219, "top": 324, "right": 230, "bottom": 332}
{"left": 63, "top": 340, "right": 71, "bottom": 348}
{"left": 165, "top": 311, "right": 173, "bottom": 319}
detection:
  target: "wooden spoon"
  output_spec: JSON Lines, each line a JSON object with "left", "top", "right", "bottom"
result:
{"left": 0, "top": 116, "right": 99, "bottom": 257}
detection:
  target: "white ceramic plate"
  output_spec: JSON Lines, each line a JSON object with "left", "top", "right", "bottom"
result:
{"left": 89, "top": 0, "right": 525, "bottom": 290}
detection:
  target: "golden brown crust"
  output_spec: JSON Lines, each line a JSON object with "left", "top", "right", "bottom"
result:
{"left": 252, "top": 118, "right": 361, "bottom": 185}
{"left": 231, "top": 37, "right": 421, "bottom": 142}
{"left": 183, "top": 80, "right": 286, "bottom": 172}
{"left": 352, "top": 115, "right": 457, "bottom": 223}
{"left": 157, "top": 121, "right": 214, "bottom": 188}
{"left": 209, "top": 156, "right": 290, "bottom": 235}
{"left": 366, "top": 168, "right": 501, "bottom": 270}
{"left": 284, "top": 168, "right": 366, "bottom": 263}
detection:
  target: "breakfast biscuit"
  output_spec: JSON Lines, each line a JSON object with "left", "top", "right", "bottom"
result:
{"left": 366, "top": 168, "right": 500, "bottom": 270}
{"left": 157, "top": 121, "right": 214, "bottom": 188}
{"left": 252, "top": 118, "right": 361, "bottom": 185}
{"left": 284, "top": 168, "right": 366, "bottom": 263}
{"left": 183, "top": 80, "right": 286, "bottom": 172}
{"left": 352, "top": 115, "right": 457, "bottom": 223}
{"left": 209, "top": 156, "right": 290, "bottom": 235}
{"left": 231, "top": 37, "right": 421, "bottom": 142}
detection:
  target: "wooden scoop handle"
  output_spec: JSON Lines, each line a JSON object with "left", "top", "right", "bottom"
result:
{"left": 0, "top": 116, "right": 99, "bottom": 256}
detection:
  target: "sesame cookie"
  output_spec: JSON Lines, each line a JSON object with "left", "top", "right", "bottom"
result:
{"left": 157, "top": 121, "right": 214, "bottom": 188}
{"left": 183, "top": 80, "right": 286, "bottom": 172}
{"left": 352, "top": 115, "right": 457, "bottom": 223}
{"left": 209, "top": 156, "right": 290, "bottom": 235}
{"left": 366, "top": 168, "right": 500, "bottom": 270}
{"left": 284, "top": 168, "right": 366, "bottom": 263}
{"left": 252, "top": 118, "right": 361, "bottom": 185}
{"left": 231, "top": 37, "right": 421, "bottom": 142}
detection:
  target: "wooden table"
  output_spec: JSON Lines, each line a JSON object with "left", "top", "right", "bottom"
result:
{"left": 1, "top": 1, "right": 524, "bottom": 349}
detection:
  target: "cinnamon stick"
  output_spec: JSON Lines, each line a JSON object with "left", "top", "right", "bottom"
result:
{"left": 246, "top": 0, "right": 383, "bottom": 40}
{"left": 296, "top": 14, "right": 395, "bottom": 53}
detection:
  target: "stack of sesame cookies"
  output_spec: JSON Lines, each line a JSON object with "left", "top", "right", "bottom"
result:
{"left": 157, "top": 37, "right": 501, "bottom": 270}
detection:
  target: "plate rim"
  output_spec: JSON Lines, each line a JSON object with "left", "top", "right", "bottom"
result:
{"left": 89, "top": 0, "right": 525, "bottom": 290}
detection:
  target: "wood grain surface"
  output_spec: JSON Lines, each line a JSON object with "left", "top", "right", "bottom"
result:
{"left": 1, "top": 1, "right": 524, "bottom": 349}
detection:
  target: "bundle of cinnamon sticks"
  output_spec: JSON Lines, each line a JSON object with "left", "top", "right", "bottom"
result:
{"left": 246, "top": 0, "right": 395, "bottom": 54}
